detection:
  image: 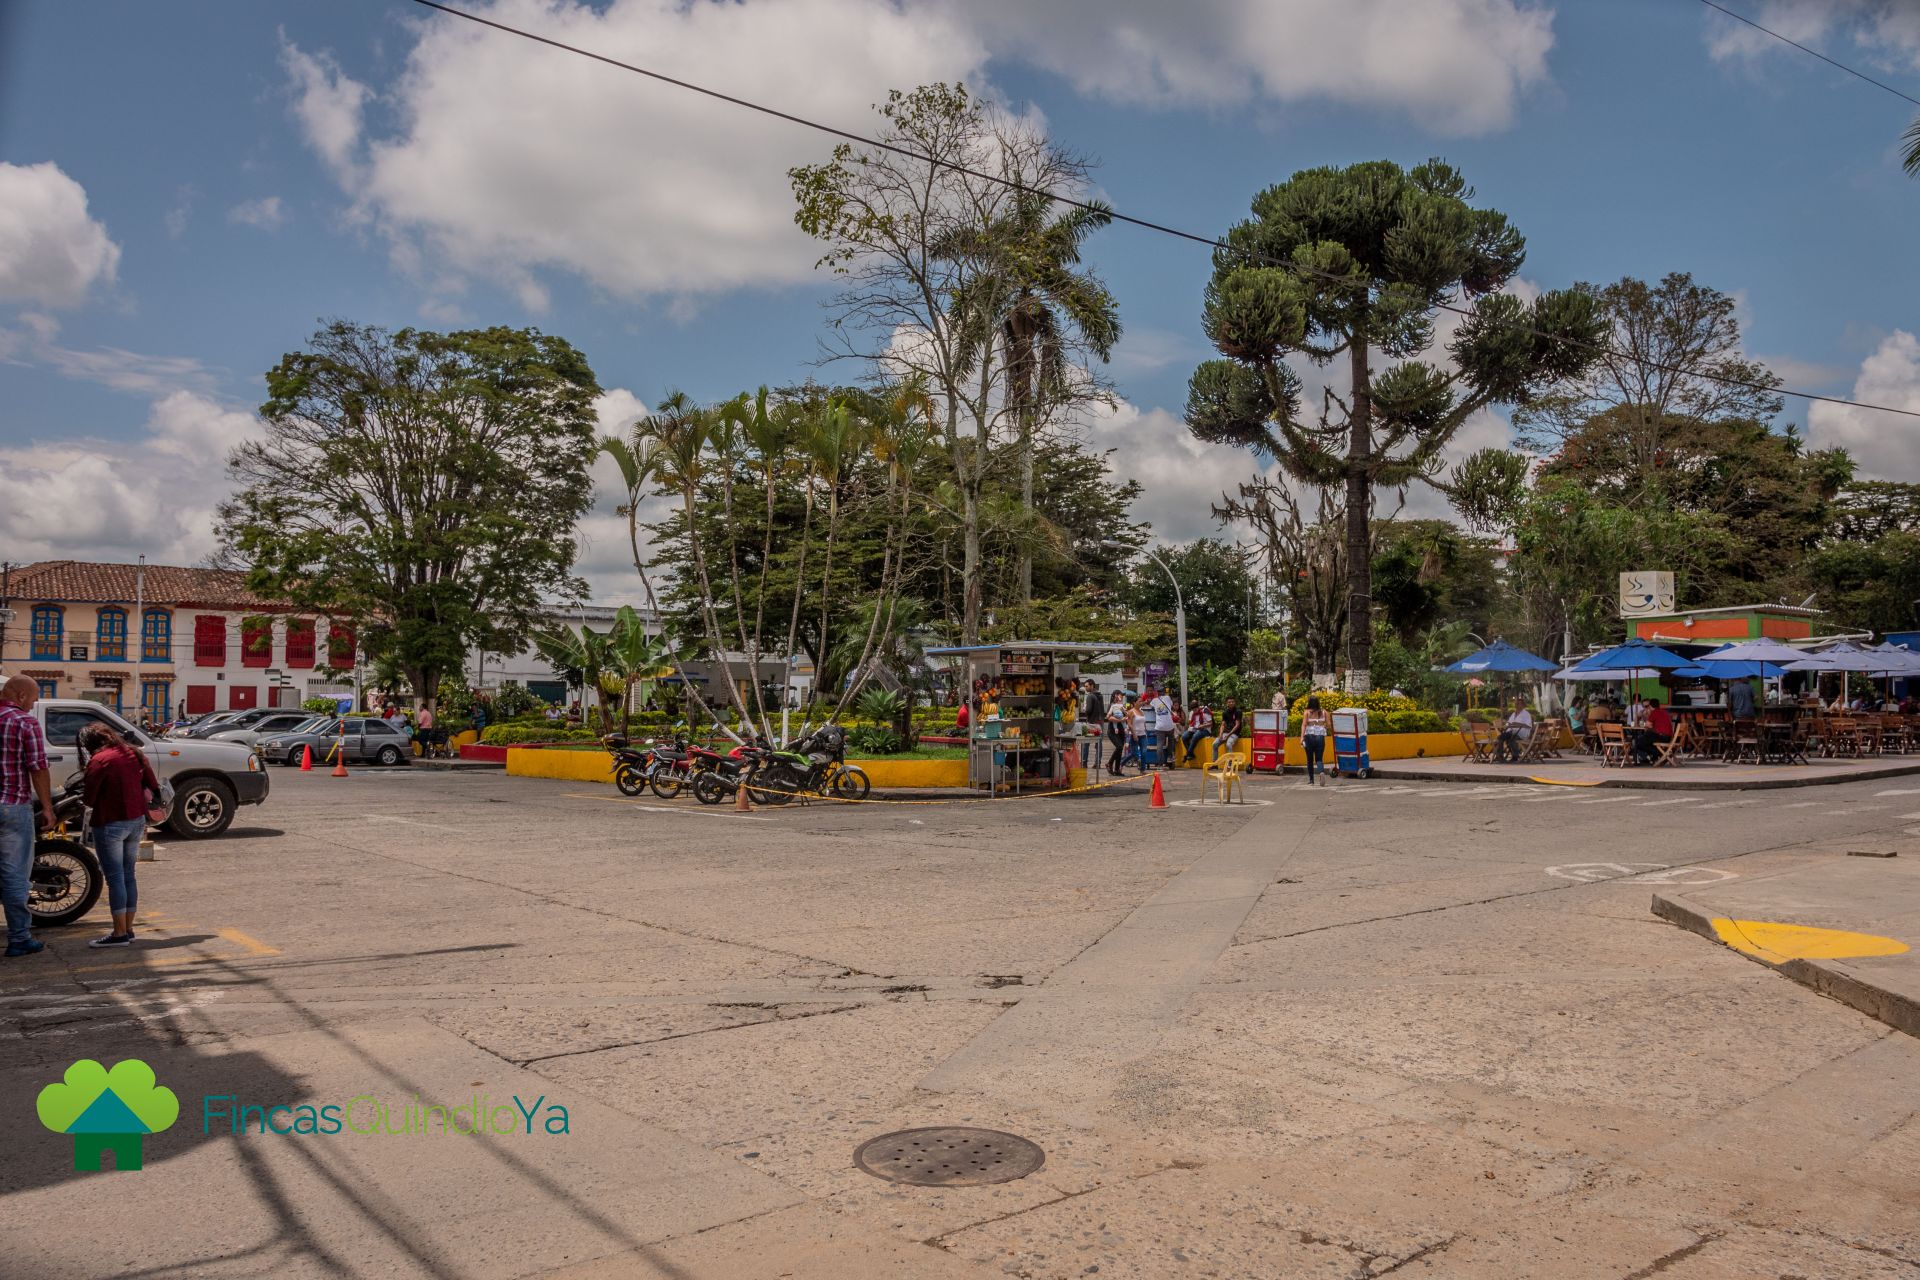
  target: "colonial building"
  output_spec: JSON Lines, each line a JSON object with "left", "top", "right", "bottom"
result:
{"left": 0, "top": 560, "right": 355, "bottom": 720}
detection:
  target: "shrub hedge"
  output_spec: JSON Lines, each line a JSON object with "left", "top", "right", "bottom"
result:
{"left": 479, "top": 725, "right": 600, "bottom": 746}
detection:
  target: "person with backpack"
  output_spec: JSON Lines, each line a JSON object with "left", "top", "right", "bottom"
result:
{"left": 77, "top": 723, "right": 166, "bottom": 948}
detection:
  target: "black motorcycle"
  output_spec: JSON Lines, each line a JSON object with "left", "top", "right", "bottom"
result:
{"left": 605, "top": 735, "right": 660, "bottom": 798}
{"left": 32, "top": 774, "right": 104, "bottom": 928}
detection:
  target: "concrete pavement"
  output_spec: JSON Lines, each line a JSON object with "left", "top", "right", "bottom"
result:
{"left": 1, "top": 767, "right": 1916, "bottom": 1277}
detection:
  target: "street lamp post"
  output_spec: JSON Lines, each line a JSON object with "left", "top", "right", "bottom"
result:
{"left": 1105, "top": 540, "right": 1187, "bottom": 711}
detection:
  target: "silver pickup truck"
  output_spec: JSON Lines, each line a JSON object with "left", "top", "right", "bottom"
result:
{"left": 31, "top": 698, "right": 270, "bottom": 838}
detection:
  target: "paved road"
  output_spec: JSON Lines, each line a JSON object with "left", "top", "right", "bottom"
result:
{"left": 1, "top": 768, "right": 1915, "bottom": 1277}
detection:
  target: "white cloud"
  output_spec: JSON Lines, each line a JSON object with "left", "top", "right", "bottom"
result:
{"left": 227, "top": 196, "right": 287, "bottom": 231}
{"left": 1704, "top": 0, "right": 1920, "bottom": 71}
{"left": 281, "top": 38, "right": 371, "bottom": 181}
{"left": 1084, "top": 399, "right": 1274, "bottom": 546}
{"left": 288, "top": 1, "right": 987, "bottom": 303}
{"left": 0, "top": 162, "right": 122, "bottom": 308}
{"left": 2, "top": 313, "right": 218, "bottom": 396}
{"left": 285, "top": 0, "right": 1555, "bottom": 307}
{"left": 576, "top": 387, "right": 674, "bottom": 604}
{"left": 0, "top": 391, "right": 263, "bottom": 564}
{"left": 1807, "top": 330, "right": 1920, "bottom": 480}
{"left": 952, "top": 0, "right": 1555, "bottom": 134}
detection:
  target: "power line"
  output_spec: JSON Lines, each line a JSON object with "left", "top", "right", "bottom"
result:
{"left": 1693, "top": 0, "right": 1920, "bottom": 109}
{"left": 406, "top": 0, "right": 1920, "bottom": 424}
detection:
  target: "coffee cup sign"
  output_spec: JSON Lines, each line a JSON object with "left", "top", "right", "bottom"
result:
{"left": 1619, "top": 571, "right": 1674, "bottom": 617}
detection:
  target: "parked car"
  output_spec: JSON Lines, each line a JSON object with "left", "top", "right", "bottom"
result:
{"left": 178, "top": 706, "right": 283, "bottom": 739}
{"left": 258, "top": 716, "right": 413, "bottom": 768}
{"left": 34, "top": 699, "right": 270, "bottom": 839}
{"left": 205, "top": 710, "right": 316, "bottom": 747}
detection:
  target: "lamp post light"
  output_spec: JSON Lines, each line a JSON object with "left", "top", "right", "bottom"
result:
{"left": 1104, "top": 539, "right": 1187, "bottom": 712}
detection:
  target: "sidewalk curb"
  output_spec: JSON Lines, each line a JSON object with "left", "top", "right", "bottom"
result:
{"left": 1651, "top": 892, "right": 1920, "bottom": 1039}
{"left": 1373, "top": 759, "right": 1920, "bottom": 791}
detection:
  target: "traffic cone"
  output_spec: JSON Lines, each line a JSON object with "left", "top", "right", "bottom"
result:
{"left": 734, "top": 775, "right": 753, "bottom": 812}
{"left": 1150, "top": 772, "right": 1167, "bottom": 809}
{"left": 300, "top": 744, "right": 313, "bottom": 772}
{"left": 331, "top": 741, "right": 349, "bottom": 778}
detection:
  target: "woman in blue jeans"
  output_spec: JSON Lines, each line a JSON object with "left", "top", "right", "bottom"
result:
{"left": 1300, "top": 697, "right": 1331, "bottom": 785}
{"left": 79, "top": 724, "right": 165, "bottom": 948}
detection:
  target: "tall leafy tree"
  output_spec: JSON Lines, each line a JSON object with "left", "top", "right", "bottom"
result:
{"left": 221, "top": 321, "right": 599, "bottom": 710}
{"left": 1122, "top": 538, "right": 1260, "bottom": 668}
{"left": 1513, "top": 273, "right": 1783, "bottom": 483}
{"left": 1185, "top": 160, "right": 1601, "bottom": 687}
{"left": 791, "top": 83, "right": 1115, "bottom": 641}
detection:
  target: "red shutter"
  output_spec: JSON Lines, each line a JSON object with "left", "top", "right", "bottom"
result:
{"left": 328, "top": 623, "right": 355, "bottom": 670}
{"left": 242, "top": 617, "right": 272, "bottom": 668}
{"left": 194, "top": 615, "right": 226, "bottom": 666}
{"left": 229, "top": 685, "right": 257, "bottom": 710}
{"left": 285, "top": 620, "right": 316, "bottom": 668}
{"left": 186, "top": 685, "right": 216, "bottom": 714}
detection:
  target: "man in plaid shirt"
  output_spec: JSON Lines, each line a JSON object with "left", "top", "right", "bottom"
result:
{"left": 0, "top": 676, "right": 55, "bottom": 958}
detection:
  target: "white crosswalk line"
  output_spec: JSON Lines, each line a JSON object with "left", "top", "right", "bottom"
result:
{"left": 1575, "top": 796, "right": 1637, "bottom": 804}
{"left": 1698, "top": 800, "right": 1754, "bottom": 810}
{"left": 1635, "top": 798, "right": 1698, "bottom": 807}
{"left": 1783, "top": 801, "right": 1822, "bottom": 808}
{"left": 1874, "top": 788, "right": 1920, "bottom": 797}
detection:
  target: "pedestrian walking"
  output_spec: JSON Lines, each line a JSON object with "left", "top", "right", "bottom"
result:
{"left": 0, "top": 676, "right": 56, "bottom": 959}
{"left": 1300, "top": 696, "right": 1330, "bottom": 784}
{"left": 77, "top": 724, "right": 165, "bottom": 948}
{"left": 1104, "top": 690, "right": 1128, "bottom": 775}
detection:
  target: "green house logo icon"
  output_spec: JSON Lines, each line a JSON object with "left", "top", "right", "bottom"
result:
{"left": 36, "top": 1059, "right": 178, "bottom": 1171}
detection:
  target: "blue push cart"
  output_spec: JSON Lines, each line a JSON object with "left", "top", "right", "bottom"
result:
{"left": 1331, "top": 708, "right": 1371, "bottom": 778}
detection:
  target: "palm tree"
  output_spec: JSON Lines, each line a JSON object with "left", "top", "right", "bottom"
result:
{"left": 532, "top": 623, "right": 612, "bottom": 731}
{"left": 946, "top": 192, "right": 1120, "bottom": 603}
{"left": 601, "top": 606, "right": 671, "bottom": 738}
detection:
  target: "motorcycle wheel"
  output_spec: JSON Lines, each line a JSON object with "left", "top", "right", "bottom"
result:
{"left": 649, "top": 770, "right": 685, "bottom": 801}
{"left": 754, "top": 763, "right": 800, "bottom": 806}
{"left": 30, "top": 838, "right": 103, "bottom": 927}
{"left": 831, "top": 764, "right": 871, "bottom": 801}
{"left": 614, "top": 766, "right": 646, "bottom": 797}
{"left": 692, "top": 772, "right": 728, "bottom": 806}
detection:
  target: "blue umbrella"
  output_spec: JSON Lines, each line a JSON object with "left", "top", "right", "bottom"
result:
{"left": 1687, "top": 642, "right": 1785, "bottom": 680}
{"left": 1569, "top": 640, "right": 1696, "bottom": 675}
{"left": 1445, "top": 638, "right": 1559, "bottom": 675}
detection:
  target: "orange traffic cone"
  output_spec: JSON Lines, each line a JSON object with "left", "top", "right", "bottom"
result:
{"left": 1149, "top": 772, "right": 1167, "bottom": 809}
{"left": 734, "top": 775, "right": 753, "bottom": 812}
{"left": 331, "top": 741, "right": 349, "bottom": 778}
{"left": 300, "top": 744, "right": 313, "bottom": 772}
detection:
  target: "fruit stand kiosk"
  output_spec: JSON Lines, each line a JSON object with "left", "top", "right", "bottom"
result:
{"left": 928, "top": 641, "right": 1131, "bottom": 795}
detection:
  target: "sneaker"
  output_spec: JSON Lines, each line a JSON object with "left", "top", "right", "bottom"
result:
{"left": 88, "top": 933, "right": 134, "bottom": 948}
{"left": 4, "top": 939, "right": 45, "bottom": 958}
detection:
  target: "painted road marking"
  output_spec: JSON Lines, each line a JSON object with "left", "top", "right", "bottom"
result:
{"left": 364, "top": 815, "right": 471, "bottom": 831}
{"left": 1698, "top": 800, "right": 1755, "bottom": 810}
{"left": 1635, "top": 798, "right": 1698, "bottom": 807}
{"left": 1625, "top": 866, "right": 1738, "bottom": 886}
{"left": 1783, "top": 801, "right": 1823, "bottom": 808}
{"left": 1574, "top": 796, "right": 1637, "bottom": 804}
{"left": 1874, "top": 788, "right": 1920, "bottom": 797}
{"left": 217, "top": 927, "right": 281, "bottom": 957}
{"left": 564, "top": 792, "right": 775, "bottom": 821}
{"left": 1712, "top": 918, "right": 1909, "bottom": 963}
{"left": 1547, "top": 862, "right": 1669, "bottom": 882}
{"left": 1171, "top": 798, "right": 1276, "bottom": 808}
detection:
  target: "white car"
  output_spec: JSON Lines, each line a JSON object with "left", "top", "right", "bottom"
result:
{"left": 35, "top": 699, "right": 270, "bottom": 838}
{"left": 205, "top": 709, "right": 318, "bottom": 748}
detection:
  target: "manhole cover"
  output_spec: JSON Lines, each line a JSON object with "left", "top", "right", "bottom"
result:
{"left": 853, "top": 1126, "right": 1045, "bottom": 1187}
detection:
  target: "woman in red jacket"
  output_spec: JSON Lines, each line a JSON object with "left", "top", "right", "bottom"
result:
{"left": 78, "top": 723, "right": 165, "bottom": 948}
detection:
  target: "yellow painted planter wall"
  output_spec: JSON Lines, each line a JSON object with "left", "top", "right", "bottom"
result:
{"left": 1168, "top": 732, "right": 1467, "bottom": 768}
{"left": 503, "top": 748, "right": 968, "bottom": 789}
{"left": 855, "top": 758, "right": 969, "bottom": 789}
{"left": 506, "top": 747, "right": 616, "bottom": 783}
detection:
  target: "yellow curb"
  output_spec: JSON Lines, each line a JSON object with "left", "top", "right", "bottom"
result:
{"left": 1527, "top": 777, "right": 1603, "bottom": 786}
{"left": 1709, "top": 917, "right": 1909, "bottom": 965}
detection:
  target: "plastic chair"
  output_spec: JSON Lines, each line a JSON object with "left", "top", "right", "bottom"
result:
{"left": 1199, "top": 752, "right": 1244, "bottom": 803}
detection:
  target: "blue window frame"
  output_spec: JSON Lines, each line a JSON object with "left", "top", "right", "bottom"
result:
{"left": 142, "top": 608, "right": 171, "bottom": 662}
{"left": 141, "top": 680, "right": 172, "bottom": 722}
{"left": 30, "top": 606, "right": 62, "bottom": 660}
{"left": 97, "top": 606, "right": 128, "bottom": 660}
{"left": 36, "top": 680, "right": 57, "bottom": 700}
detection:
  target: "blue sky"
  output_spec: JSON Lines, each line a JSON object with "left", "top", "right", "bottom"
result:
{"left": 4, "top": 0, "right": 1918, "bottom": 594}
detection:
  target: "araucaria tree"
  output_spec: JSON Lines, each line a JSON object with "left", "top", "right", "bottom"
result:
{"left": 791, "top": 83, "right": 1118, "bottom": 641}
{"left": 221, "top": 320, "right": 600, "bottom": 710}
{"left": 1185, "top": 160, "right": 1602, "bottom": 689}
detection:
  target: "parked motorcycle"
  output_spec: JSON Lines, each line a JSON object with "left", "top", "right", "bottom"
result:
{"left": 31, "top": 774, "right": 105, "bottom": 928}
{"left": 605, "top": 735, "right": 661, "bottom": 798}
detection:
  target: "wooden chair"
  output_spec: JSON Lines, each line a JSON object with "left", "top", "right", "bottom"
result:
{"left": 1596, "top": 722, "right": 1630, "bottom": 768}
{"left": 1461, "top": 722, "right": 1496, "bottom": 763}
{"left": 1199, "top": 751, "right": 1245, "bottom": 803}
{"left": 1649, "top": 720, "right": 1691, "bottom": 767}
